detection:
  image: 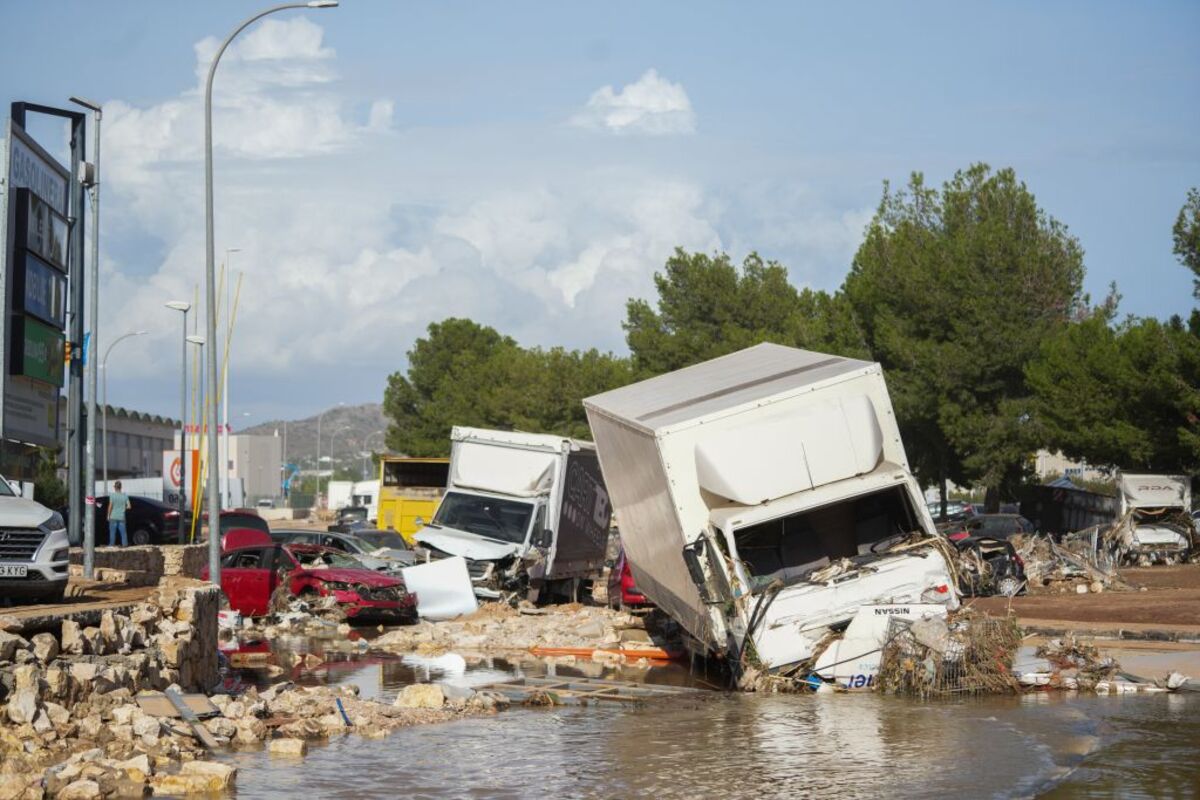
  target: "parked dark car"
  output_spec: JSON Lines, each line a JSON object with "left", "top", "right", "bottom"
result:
{"left": 944, "top": 513, "right": 1036, "bottom": 543}
{"left": 64, "top": 496, "right": 191, "bottom": 546}
{"left": 953, "top": 535, "right": 1026, "bottom": 597}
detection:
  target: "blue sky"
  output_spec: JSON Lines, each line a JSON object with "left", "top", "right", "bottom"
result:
{"left": 2, "top": 1, "right": 1197, "bottom": 422}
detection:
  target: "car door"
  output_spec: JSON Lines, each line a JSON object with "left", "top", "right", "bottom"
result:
{"left": 221, "top": 548, "right": 273, "bottom": 616}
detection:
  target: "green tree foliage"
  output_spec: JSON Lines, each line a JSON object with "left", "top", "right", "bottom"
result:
{"left": 1174, "top": 187, "right": 1200, "bottom": 300}
{"left": 623, "top": 248, "right": 867, "bottom": 376}
{"left": 844, "top": 165, "right": 1085, "bottom": 504}
{"left": 34, "top": 447, "right": 67, "bottom": 508}
{"left": 383, "top": 318, "right": 633, "bottom": 457}
{"left": 1027, "top": 306, "right": 1200, "bottom": 473}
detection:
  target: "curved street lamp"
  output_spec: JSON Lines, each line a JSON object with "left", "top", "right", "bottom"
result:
{"left": 204, "top": 0, "right": 339, "bottom": 583}
{"left": 100, "top": 330, "right": 148, "bottom": 485}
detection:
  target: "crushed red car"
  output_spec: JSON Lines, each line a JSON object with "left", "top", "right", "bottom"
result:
{"left": 203, "top": 542, "right": 417, "bottom": 623}
{"left": 607, "top": 549, "right": 652, "bottom": 611}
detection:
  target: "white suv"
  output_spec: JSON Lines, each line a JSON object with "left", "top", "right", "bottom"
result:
{"left": 0, "top": 476, "right": 69, "bottom": 603}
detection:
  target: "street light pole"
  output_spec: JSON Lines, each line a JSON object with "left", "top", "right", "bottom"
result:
{"left": 166, "top": 302, "right": 190, "bottom": 538}
{"left": 69, "top": 96, "right": 102, "bottom": 577}
{"left": 100, "top": 330, "right": 148, "bottom": 486}
{"left": 204, "top": 0, "right": 339, "bottom": 584}
{"left": 362, "top": 430, "right": 385, "bottom": 480}
{"left": 314, "top": 402, "right": 342, "bottom": 509}
{"left": 221, "top": 247, "right": 239, "bottom": 508}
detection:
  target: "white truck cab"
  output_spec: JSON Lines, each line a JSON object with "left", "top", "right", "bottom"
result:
{"left": 0, "top": 475, "right": 69, "bottom": 603}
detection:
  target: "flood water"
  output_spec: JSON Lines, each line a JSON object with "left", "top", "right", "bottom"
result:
{"left": 222, "top": 638, "right": 1200, "bottom": 799}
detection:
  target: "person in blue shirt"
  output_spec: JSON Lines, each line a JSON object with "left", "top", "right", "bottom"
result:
{"left": 108, "top": 481, "right": 130, "bottom": 547}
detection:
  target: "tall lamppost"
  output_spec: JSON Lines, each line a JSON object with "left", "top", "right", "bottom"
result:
{"left": 362, "top": 430, "right": 385, "bottom": 480}
{"left": 69, "top": 96, "right": 102, "bottom": 577}
{"left": 166, "top": 301, "right": 190, "bottom": 536}
{"left": 315, "top": 402, "right": 343, "bottom": 509}
{"left": 100, "top": 330, "right": 148, "bottom": 486}
{"left": 204, "top": 0, "right": 339, "bottom": 582}
{"left": 220, "top": 247, "right": 240, "bottom": 507}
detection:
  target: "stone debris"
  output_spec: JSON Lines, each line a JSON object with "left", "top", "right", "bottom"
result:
{"left": 372, "top": 602, "right": 671, "bottom": 660}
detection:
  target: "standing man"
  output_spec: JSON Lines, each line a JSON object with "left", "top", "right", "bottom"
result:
{"left": 108, "top": 481, "right": 130, "bottom": 547}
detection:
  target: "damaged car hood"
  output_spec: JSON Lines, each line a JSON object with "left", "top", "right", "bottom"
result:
{"left": 301, "top": 568, "right": 403, "bottom": 588}
{"left": 413, "top": 527, "right": 522, "bottom": 561}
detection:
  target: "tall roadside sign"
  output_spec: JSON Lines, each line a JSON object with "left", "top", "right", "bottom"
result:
{"left": 1, "top": 102, "right": 86, "bottom": 552}
{"left": 0, "top": 121, "right": 70, "bottom": 447}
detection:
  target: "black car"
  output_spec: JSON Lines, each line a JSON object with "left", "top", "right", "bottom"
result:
{"left": 953, "top": 535, "right": 1026, "bottom": 597}
{"left": 65, "top": 496, "right": 191, "bottom": 546}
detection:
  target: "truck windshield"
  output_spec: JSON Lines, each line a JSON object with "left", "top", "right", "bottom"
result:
{"left": 731, "top": 485, "right": 921, "bottom": 591}
{"left": 432, "top": 492, "right": 535, "bottom": 544}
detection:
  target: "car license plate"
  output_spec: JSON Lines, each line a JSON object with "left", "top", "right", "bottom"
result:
{"left": 0, "top": 565, "right": 28, "bottom": 578}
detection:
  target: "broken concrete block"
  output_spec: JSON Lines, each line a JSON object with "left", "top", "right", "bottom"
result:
{"left": 393, "top": 683, "right": 445, "bottom": 709}
{"left": 268, "top": 737, "right": 307, "bottom": 756}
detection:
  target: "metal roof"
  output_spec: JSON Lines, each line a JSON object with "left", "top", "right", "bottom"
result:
{"left": 584, "top": 343, "right": 875, "bottom": 434}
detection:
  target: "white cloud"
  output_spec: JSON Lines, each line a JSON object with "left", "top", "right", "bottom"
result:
{"left": 571, "top": 69, "right": 696, "bottom": 136}
{"left": 84, "top": 22, "right": 869, "bottom": 418}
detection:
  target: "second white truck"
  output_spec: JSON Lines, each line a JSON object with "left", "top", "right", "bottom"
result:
{"left": 413, "top": 426, "right": 612, "bottom": 603}
{"left": 584, "top": 343, "right": 959, "bottom": 679}
{"left": 1116, "top": 473, "right": 1194, "bottom": 564}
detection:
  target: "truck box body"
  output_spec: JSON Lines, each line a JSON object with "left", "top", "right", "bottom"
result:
{"left": 414, "top": 427, "right": 611, "bottom": 597}
{"left": 1018, "top": 484, "right": 1118, "bottom": 535}
{"left": 584, "top": 343, "right": 957, "bottom": 671}
{"left": 1117, "top": 473, "right": 1194, "bottom": 560}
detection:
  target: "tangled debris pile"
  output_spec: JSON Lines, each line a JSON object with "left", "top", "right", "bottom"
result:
{"left": 1009, "top": 530, "right": 1129, "bottom": 594}
{"left": 876, "top": 610, "right": 1023, "bottom": 698}
{"left": 372, "top": 602, "right": 675, "bottom": 663}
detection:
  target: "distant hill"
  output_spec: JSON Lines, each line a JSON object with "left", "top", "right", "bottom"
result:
{"left": 238, "top": 403, "right": 389, "bottom": 472}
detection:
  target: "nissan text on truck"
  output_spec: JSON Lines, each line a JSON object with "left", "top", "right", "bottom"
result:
{"left": 1116, "top": 473, "right": 1194, "bottom": 564}
{"left": 412, "top": 426, "right": 612, "bottom": 603}
{"left": 583, "top": 343, "right": 959, "bottom": 684}
{"left": 0, "top": 475, "right": 70, "bottom": 603}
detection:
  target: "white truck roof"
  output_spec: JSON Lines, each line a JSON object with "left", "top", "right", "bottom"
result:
{"left": 451, "top": 426, "right": 595, "bottom": 453}
{"left": 584, "top": 343, "right": 876, "bottom": 435}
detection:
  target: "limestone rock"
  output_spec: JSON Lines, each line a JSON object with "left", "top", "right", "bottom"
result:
{"left": 58, "top": 779, "right": 102, "bottom": 800}
{"left": 5, "top": 689, "right": 40, "bottom": 725}
{"left": 268, "top": 737, "right": 307, "bottom": 756}
{"left": 60, "top": 620, "right": 85, "bottom": 655}
{"left": 29, "top": 632, "right": 59, "bottom": 664}
{"left": 13, "top": 664, "right": 40, "bottom": 691}
{"left": 0, "top": 631, "right": 29, "bottom": 663}
{"left": 393, "top": 683, "right": 444, "bottom": 709}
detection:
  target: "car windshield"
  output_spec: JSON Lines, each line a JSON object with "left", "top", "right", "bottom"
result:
{"left": 432, "top": 492, "right": 535, "bottom": 544}
{"left": 355, "top": 531, "right": 409, "bottom": 551}
{"left": 0, "top": 477, "right": 15, "bottom": 497}
{"left": 291, "top": 548, "right": 366, "bottom": 570}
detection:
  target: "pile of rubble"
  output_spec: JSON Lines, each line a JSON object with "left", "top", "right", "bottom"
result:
{"left": 1008, "top": 531, "right": 1129, "bottom": 594}
{"left": 372, "top": 602, "right": 672, "bottom": 662}
{"left": 0, "top": 576, "right": 514, "bottom": 798}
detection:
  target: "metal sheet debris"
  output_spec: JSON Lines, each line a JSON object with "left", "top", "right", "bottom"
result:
{"left": 401, "top": 556, "right": 479, "bottom": 620}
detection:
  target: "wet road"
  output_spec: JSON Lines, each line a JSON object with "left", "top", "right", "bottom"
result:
{"left": 220, "top": 642, "right": 1200, "bottom": 799}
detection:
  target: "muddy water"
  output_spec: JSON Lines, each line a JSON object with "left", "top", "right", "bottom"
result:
{"left": 225, "top": 643, "right": 1200, "bottom": 799}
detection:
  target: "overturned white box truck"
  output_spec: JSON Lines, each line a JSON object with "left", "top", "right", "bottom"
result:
{"left": 583, "top": 343, "right": 959, "bottom": 676}
{"left": 413, "top": 426, "right": 612, "bottom": 602}
{"left": 1116, "top": 473, "right": 1194, "bottom": 564}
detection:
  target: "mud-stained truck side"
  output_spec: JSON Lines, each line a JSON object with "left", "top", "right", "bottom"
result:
{"left": 583, "top": 343, "right": 959, "bottom": 675}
